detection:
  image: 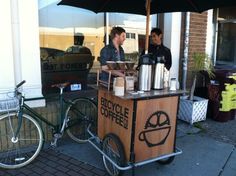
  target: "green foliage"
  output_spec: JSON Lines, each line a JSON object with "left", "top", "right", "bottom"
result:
{"left": 189, "top": 52, "right": 215, "bottom": 101}
{"left": 192, "top": 52, "right": 215, "bottom": 79}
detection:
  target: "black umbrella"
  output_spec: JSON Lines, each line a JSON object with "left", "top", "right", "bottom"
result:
{"left": 58, "top": 0, "right": 236, "bottom": 15}
{"left": 58, "top": 0, "right": 236, "bottom": 52}
{"left": 58, "top": 0, "right": 236, "bottom": 90}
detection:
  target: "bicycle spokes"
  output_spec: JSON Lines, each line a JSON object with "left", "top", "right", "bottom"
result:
{"left": 0, "top": 113, "right": 43, "bottom": 169}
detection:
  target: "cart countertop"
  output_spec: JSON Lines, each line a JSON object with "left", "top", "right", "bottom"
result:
{"left": 120, "top": 89, "right": 186, "bottom": 100}
{"left": 97, "top": 86, "right": 186, "bottom": 100}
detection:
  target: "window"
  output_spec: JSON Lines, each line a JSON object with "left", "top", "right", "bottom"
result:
{"left": 126, "top": 33, "right": 136, "bottom": 39}
{"left": 109, "top": 13, "right": 158, "bottom": 54}
{"left": 126, "top": 33, "right": 130, "bottom": 38}
{"left": 38, "top": 1, "right": 159, "bottom": 94}
{"left": 131, "top": 33, "right": 136, "bottom": 39}
{"left": 215, "top": 7, "right": 236, "bottom": 65}
{"left": 39, "top": 1, "right": 105, "bottom": 94}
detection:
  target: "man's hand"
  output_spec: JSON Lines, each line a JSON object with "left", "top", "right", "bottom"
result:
{"left": 112, "top": 70, "right": 125, "bottom": 77}
{"left": 102, "top": 65, "right": 108, "bottom": 70}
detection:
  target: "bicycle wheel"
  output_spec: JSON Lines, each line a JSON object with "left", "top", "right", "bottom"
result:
{"left": 102, "top": 133, "right": 126, "bottom": 176}
{"left": 66, "top": 98, "right": 97, "bottom": 143}
{"left": 157, "top": 156, "right": 175, "bottom": 165}
{"left": 0, "top": 112, "right": 43, "bottom": 169}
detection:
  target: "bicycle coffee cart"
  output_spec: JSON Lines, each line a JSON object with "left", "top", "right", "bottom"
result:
{"left": 87, "top": 88, "right": 185, "bottom": 176}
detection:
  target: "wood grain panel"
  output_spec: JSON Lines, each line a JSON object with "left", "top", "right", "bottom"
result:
{"left": 98, "top": 89, "right": 133, "bottom": 161}
{"left": 134, "top": 96, "right": 178, "bottom": 162}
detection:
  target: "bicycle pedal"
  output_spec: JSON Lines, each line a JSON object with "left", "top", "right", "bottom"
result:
{"left": 53, "top": 133, "right": 62, "bottom": 138}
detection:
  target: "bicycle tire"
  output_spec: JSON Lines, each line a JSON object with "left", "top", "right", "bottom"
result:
{"left": 65, "top": 98, "right": 97, "bottom": 143}
{"left": 157, "top": 156, "right": 175, "bottom": 165}
{"left": 0, "top": 112, "right": 43, "bottom": 169}
{"left": 102, "top": 133, "right": 126, "bottom": 176}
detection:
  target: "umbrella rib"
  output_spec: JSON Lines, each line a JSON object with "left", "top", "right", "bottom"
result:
{"left": 98, "top": 0, "right": 112, "bottom": 12}
{"left": 186, "top": 0, "right": 200, "bottom": 12}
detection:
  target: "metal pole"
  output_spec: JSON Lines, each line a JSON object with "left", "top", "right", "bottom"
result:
{"left": 213, "top": 9, "right": 219, "bottom": 66}
{"left": 105, "top": 12, "right": 109, "bottom": 45}
{"left": 145, "top": 0, "right": 151, "bottom": 54}
{"left": 182, "top": 12, "right": 190, "bottom": 92}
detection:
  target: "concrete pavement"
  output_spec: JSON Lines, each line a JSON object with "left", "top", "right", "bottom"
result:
{"left": 57, "top": 132, "right": 236, "bottom": 176}
{"left": 1, "top": 119, "right": 236, "bottom": 176}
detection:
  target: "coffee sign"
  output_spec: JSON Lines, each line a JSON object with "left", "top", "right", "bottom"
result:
{"left": 100, "top": 97, "right": 129, "bottom": 129}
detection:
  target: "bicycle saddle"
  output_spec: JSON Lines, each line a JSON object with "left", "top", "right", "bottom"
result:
{"left": 51, "top": 82, "right": 70, "bottom": 89}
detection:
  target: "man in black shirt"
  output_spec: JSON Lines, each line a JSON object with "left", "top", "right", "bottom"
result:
{"left": 148, "top": 28, "right": 172, "bottom": 70}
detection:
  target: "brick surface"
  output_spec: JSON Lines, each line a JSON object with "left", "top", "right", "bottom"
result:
{"left": 91, "top": 168, "right": 107, "bottom": 176}
{"left": 0, "top": 149, "right": 108, "bottom": 176}
{"left": 66, "top": 164, "right": 82, "bottom": 172}
{"left": 79, "top": 169, "right": 94, "bottom": 176}
{"left": 32, "top": 167, "right": 45, "bottom": 175}
{"left": 179, "top": 11, "right": 208, "bottom": 89}
{"left": 67, "top": 170, "right": 78, "bottom": 176}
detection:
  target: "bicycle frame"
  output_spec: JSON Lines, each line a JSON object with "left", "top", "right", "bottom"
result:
{"left": 14, "top": 93, "right": 74, "bottom": 139}
{"left": 12, "top": 80, "right": 97, "bottom": 142}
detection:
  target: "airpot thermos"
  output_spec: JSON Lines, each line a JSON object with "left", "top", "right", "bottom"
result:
{"left": 153, "top": 56, "right": 165, "bottom": 90}
{"left": 138, "top": 54, "right": 155, "bottom": 91}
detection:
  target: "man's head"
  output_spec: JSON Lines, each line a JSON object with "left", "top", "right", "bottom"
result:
{"left": 151, "top": 28, "right": 163, "bottom": 45}
{"left": 110, "top": 27, "right": 126, "bottom": 45}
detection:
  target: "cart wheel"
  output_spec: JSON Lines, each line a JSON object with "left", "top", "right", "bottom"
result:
{"left": 157, "top": 156, "right": 175, "bottom": 165}
{"left": 102, "top": 134, "right": 126, "bottom": 176}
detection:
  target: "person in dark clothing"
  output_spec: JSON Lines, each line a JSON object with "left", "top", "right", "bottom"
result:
{"left": 100, "top": 27, "right": 126, "bottom": 80}
{"left": 148, "top": 28, "right": 172, "bottom": 70}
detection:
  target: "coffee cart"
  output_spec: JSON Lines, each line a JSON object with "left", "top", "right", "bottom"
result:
{"left": 87, "top": 87, "right": 185, "bottom": 176}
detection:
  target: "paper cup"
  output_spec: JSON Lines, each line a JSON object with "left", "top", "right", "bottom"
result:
{"left": 115, "top": 86, "right": 124, "bottom": 96}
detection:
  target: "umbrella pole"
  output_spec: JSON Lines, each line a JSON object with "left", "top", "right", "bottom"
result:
{"left": 145, "top": 0, "right": 151, "bottom": 54}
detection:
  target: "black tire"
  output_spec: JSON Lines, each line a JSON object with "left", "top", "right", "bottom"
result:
{"left": 157, "top": 156, "right": 175, "bottom": 165}
{"left": 102, "top": 133, "right": 126, "bottom": 176}
{"left": 65, "top": 98, "right": 97, "bottom": 143}
{"left": 0, "top": 112, "right": 43, "bottom": 169}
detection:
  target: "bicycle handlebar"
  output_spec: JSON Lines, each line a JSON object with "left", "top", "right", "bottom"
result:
{"left": 16, "top": 80, "right": 26, "bottom": 89}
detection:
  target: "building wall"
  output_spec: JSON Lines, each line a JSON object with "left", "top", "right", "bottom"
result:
{"left": 0, "top": 0, "right": 44, "bottom": 107}
{"left": 179, "top": 12, "right": 208, "bottom": 89}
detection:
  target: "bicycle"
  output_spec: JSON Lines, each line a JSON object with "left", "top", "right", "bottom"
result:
{"left": 0, "top": 80, "right": 97, "bottom": 169}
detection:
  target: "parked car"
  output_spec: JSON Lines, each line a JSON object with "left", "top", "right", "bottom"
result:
{"left": 40, "top": 46, "right": 94, "bottom": 95}
{"left": 65, "top": 45, "right": 92, "bottom": 55}
{"left": 40, "top": 47, "right": 65, "bottom": 61}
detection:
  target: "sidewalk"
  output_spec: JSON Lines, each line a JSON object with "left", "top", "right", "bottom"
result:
{"left": 1, "top": 119, "right": 236, "bottom": 176}
{"left": 0, "top": 148, "right": 107, "bottom": 176}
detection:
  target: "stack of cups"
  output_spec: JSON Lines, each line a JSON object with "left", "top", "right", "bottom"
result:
{"left": 114, "top": 77, "right": 125, "bottom": 96}
{"left": 170, "top": 78, "right": 177, "bottom": 91}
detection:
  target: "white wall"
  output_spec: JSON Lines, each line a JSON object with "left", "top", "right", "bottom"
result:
{"left": 0, "top": 0, "right": 44, "bottom": 107}
{"left": 163, "top": 12, "right": 182, "bottom": 85}
{"left": 18, "top": 0, "right": 43, "bottom": 100}
{"left": 0, "top": 0, "right": 15, "bottom": 93}
{"left": 206, "top": 10, "right": 214, "bottom": 57}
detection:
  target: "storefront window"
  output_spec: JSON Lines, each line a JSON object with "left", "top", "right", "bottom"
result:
{"left": 39, "top": 1, "right": 105, "bottom": 94}
{"left": 216, "top": 7, "right": 236, "bottom": 65}
{"left": 38, "top": 1, "right": 158, "bottom": 94}
{"left": 109, "top": 13, "right": 157, "bottom": 55}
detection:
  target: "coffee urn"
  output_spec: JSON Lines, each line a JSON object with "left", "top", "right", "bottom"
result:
{"left": 153, "top": 56, "right": 165, "bottom": 90}
{"left": 138, "top": 54, "right": 155, "bottom": 91}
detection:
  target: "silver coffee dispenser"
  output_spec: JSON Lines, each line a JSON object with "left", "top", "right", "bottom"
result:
{"left": 153, "top": 56, "right": 165, "bottom": 90}
{"left": 138, "top": 54, "right": 155, "bottom": 91}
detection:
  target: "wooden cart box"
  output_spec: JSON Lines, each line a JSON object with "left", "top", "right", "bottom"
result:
{"left": 98, "top": 89, "right": 179, "bottom": 162}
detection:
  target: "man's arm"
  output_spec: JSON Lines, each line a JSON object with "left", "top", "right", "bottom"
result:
{"left": 100, "top": 47, "right": 110, "bottom": 66}
{"left": 165, "top": 49, "right": 172, "bottom": 70}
